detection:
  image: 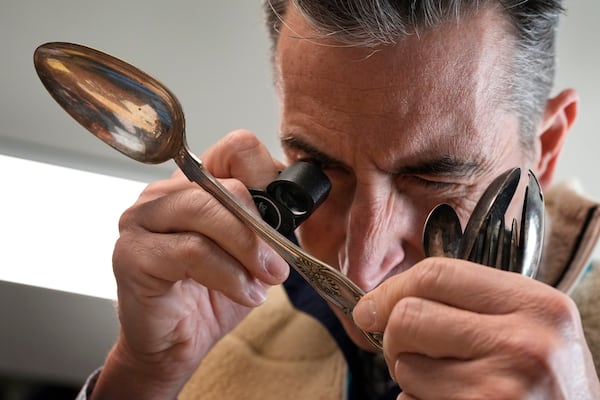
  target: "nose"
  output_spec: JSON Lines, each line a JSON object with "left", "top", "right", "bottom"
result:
{"left": 339, "top": 178, "right": 419, "bottom": 291}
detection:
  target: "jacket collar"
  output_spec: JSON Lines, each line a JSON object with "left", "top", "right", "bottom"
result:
{"left": 537, "top": 180, "right": 600, "bottom": 293}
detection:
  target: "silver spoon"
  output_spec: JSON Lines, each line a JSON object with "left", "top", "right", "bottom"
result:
{"left": 33, "top": 42, "right": 383, "bottom": 350}
{"left": 423, "top": 203, "right": 462, "bottom": 258}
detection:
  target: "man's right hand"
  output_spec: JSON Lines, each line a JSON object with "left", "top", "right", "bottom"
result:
{"left": 90, "top": 130, "right": 290, "bottom": 399}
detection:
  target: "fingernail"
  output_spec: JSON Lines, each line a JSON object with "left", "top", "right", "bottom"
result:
{"left": 353, "top": 298, "right": 376, "bottom": 329}
{"left": 390, "top": 359, "right": 399, "bottom": 382}
{"left": 248, "top": 282, "right": 267, "bottom": 305}
{"left": 262, "top": 247, "right": 289, "bottom": 281}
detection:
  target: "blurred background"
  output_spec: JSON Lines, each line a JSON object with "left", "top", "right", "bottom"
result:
{"left": 0, "top": 0, "right": 598, "bottom": 398}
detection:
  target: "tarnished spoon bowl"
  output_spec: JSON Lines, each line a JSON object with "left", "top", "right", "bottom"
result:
{"left": 423, "top": 203, "right": 463, "bottom": 258}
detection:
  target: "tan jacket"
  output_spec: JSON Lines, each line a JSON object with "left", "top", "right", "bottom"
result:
{"left": 180, "top": 181, "right": 600, "bottom": 400}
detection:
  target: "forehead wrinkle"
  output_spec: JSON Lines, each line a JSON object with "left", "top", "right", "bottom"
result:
{"left": 280, "top": 71, "right": 412, "bottom": 122}
{"left": 282, "top": 78, "right": 489, "bottom": 176}
{"left": 278, "top": 29, "right": 496, "bottom": 141}
{"left": 277, "top": 5, "right": 518, "bottom": 176}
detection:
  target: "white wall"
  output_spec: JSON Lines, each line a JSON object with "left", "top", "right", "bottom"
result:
{"left": 0, "top": 0, "right": 280, "bottom": 181}
{"left": 553, "top": 0, "right": 600, "bottom": 199}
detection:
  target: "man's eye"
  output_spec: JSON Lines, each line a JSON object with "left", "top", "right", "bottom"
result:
{"left": 300, "top": 157, "right": 328, "bottom": 170}
{"left": 404, "top": 175, "right": 456, "bottom": 190}
{"left": 296, "top": 157, "right": 345, "bottom": 175}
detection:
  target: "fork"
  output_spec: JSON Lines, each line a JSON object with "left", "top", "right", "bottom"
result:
{"left": 466, "top": 171, "right": 544, "bottom": 278}
{"left": 473, "top": 216, "right": 519, "bottom": 272}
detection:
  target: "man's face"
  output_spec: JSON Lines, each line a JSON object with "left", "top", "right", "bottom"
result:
{"left": 275, "top": 7, "right": 533, "bottom": 347}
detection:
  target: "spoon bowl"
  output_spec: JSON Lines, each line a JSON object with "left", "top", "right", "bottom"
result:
{"left": 34, "top": 42, "right": 183, "bottom": 164}
{"left": 423, "top": 203, "right": 462, "bottom": 258}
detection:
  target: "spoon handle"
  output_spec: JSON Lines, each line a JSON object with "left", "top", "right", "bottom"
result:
{"left": 174, "top": 146, "right": 384, "bottom": 350}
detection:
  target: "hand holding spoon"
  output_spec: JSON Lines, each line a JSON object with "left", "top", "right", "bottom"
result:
{"left": 33, "top": 42, "right": 384, "bottom": 350}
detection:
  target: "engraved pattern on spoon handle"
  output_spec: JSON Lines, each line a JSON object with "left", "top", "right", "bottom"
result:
{"left": 174, "top": 147, "right": 384, "bottom": 349}
{"left": 291, "top": 256, "right": 384, "bottom": 349}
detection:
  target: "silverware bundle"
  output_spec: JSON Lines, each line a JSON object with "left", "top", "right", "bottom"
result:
{"left": 423, "top": 167, "right": 545, "bottom": 278}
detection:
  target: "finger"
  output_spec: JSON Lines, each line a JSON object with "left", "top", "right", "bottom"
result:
{"left": 394, "top": 354, "right": 467, "bottom": 398}
{"left": 353, "top": 257, "right": 550, "bottom": 332}
{"left": 114, "top": 230, "right": 269, "bottom": 307}
{"left": 135, "top": 172, "right": 197, "bottom": 204}
{"left": 382, "top": 297, "right": 502, "bottom": 360}
{"left": 392, "top": 353, "right": 531, "bottom": 400}
{"left": 135, "top": 130, "right": 281, "bottom": 204}
{"left": 202, "top": 129, "right": 282, "bottom": 188}
{"left": 397, "top": 393, "right": 419, "bottom": 400}
{"left": 380, "top": 297, "right": 559, "bottom": 368}
{"left": 397, "top": 392, "right": 420, "bottom": 400}
{"left": 119, "top": 182, "right": 289, "bottom": 285}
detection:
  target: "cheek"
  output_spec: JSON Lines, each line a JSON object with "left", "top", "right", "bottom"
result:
{"left": 297, "top": 208, "right": 343, "bottom": 266}
{"left": 296, "top": 181, "right": 352, "bottom": 265}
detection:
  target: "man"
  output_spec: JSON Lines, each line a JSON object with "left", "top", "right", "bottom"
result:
{"left": 79, "top": 0, "right": 600, "bottom": 398}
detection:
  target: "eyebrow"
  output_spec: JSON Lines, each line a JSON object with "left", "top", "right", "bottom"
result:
{"left": 281, "top": 135, "right": 482, "bottom": 177}
{"left": 396, "top": 155, "right": 482, "bottom": 177}
{"left": 280, "top": 135, "right": 347, "bottom": 169}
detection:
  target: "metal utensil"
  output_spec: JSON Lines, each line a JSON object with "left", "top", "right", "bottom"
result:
{"left": 33, "top": 42, "right": 384, "bottom": 350}
{"left": 518, "top": 172, "right": 545, "bottom": 277}
{"left": 423, "top": 203, "right": 463, "bottom": 258}
{"left": 468, "top": 170, "right": 544, "bottom": 278}
{"left": 459, "top": 168, "right": 521, "bottom": 260}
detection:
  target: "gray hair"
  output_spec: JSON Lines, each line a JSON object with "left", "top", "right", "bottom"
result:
{"left": 263, "top": 0, "right": 565, "bottom": 152}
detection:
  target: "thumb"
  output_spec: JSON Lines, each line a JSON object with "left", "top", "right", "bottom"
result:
{"left": 201, "top": 129, "right": 282, "bottom": 189}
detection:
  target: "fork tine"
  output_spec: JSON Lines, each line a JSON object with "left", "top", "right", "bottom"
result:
{"left": 468, "top": 217, "right": 487, "bottom": 263}
{"left": 494, "top": 218, "right": 507, "bottom": 270}
{"left": 472, "top": 215, "right": 503, "bottom": 268}
{"left": 480, "top": 217, "right": 493, "bottom": 266}
{"left": 508, "top": 218, "right": 519, "bottom": 273}
{"left": 486, "top": 217, "right": 502, "bottom": 267}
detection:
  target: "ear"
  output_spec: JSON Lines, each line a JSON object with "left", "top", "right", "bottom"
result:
{"left": 535, "top": 89, "right": 579, "bottom": 189}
